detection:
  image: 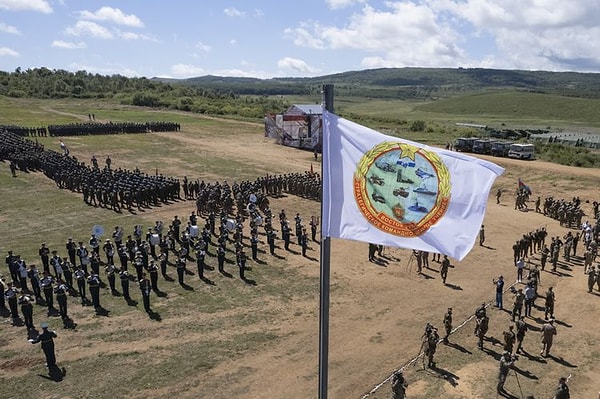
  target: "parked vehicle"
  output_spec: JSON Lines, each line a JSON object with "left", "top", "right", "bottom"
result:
{"left": 472, "top": 139, "right": 493, "bottom": 154}
{"left": 454, "top": 137, "right": 477, "bottom": 152}
{"left": 490, "top": 141, "right": 513, "bottom": 157}
{"left": 508, "top": 143, "right": 535, "bottom": 160}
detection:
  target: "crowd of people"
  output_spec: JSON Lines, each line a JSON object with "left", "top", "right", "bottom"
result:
{"left": 1, "top": 196, "right": 321, "bottom": 350}
{"left": 396, "top": 199, "right": 599, "bottom": 399}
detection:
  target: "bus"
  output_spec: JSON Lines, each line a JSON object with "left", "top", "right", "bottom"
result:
{"left": 508, "top": 143, "right": 535, "bottom": 160}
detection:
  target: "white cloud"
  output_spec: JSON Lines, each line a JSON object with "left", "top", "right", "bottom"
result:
{"left": 0, "top": 22, "right": 20, "bottom": 34}
{"left": 0, "top": 46, "right": 19, "bottom": 56}
{"left": 0, "top": 0, "right": 52, "bottom": 13}
{"left": 68, "top": 62, "right": 139, "bottom": 77}
{"left": 435, "top": 0, "right": 600, "bottom": 71}
{"left": 287, "top": 3, "right": 465, "bottom": 68}
{"left": 51, "top": 40, "right": 86, "bottom": 49}
{"left": 284, "top": 25, "right": 324, "bottom": 49}
{"left": 78, "top": 6, "right": 143, "bottom": 27}
{"left": 170, "top": 64, "right": 206, "bottom": 77}
{"left": 224, "top": 7, "right": 245, "bottom": 17}
{"left": 277, "top": 57, "right": 318, "bottom": 74}
{"left": 229, "top": 39, "right": 237, "bottom": 45}
{"left": 194, "top": 41, "right": 211, "bottom": 52}
{"left": 254, "top": 9, "right": 264, "bottom": 17}
{"left": 65, "top": 20, "right": 113, "bottom": 39}
{"left": 325, "top": 0, "right": 366, "bottom": 10}
{"left": 119, "top": 31, "right": 153, "bottom": 41}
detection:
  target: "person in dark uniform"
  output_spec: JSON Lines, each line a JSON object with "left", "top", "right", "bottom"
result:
{"left": 30, "top": 322, "right": 58, "bottom": 370}
{"left": 139, "top": 272, "right": 151, "bottom": 313}
{"left": 133, "top": 252, "right": 144, "bottom": 282}
{"left": 515, "top": 315, "right": 528, "bottom": 354}
{"left": 267, "top": 230, "right": 276, "bottom": 255}
{"left": 159, "top": 251, "right": 168, "bottom": 279}
{"left": 66, "top": 238, "right": 77, "bottom": 266}
{"left": 118, "top": 245, "right": 129, "bottom": 271}
{"left": 0, "top": 278, "right": 5, "bottom": 312}
{"left": 27, "top": 264, "right": 42, "bottom": 300}
{"left": 440, "top": 255, "right": 450, "bottom": 284}
{"left": 553, "top": 376, "right": 570, "bottom": 399}
{"left": 171, "top": 215, "right": 181, "bottom": 242}
{"left": 237, "top": 250, "right": 247, "bottom": 280}
{"left": 479, "top": 225, "right": 485, "bottom": 246}
{"left": 119, "top": 268, "right": 131, "bottom": 302}
{"left": 442, "top": 308, "right": 452, "bottom": 344}
{"left": 497, "top": 351, "right": 515, "bottom": 394}
{"left": 282, "top": 223, "right": 291, "bottom": 250}
{"left": 105, "top": 263, "right": 117, "bottom": 294}
{"left": 391, "top": 370, "right": 408, "bottom": 399}
{"left": 74, "top": 265, "right": 87, "bottom": 304}
{"left": 196, "top": 248, "right": 205, "bottom": 280}
{"left": 176, "top": 256, "right": 186, "bottom": 285}
{"left": 217, "top": 245, "right": 226, "bottom": 273}
{"left": 146, "top": 259, "right": 158, "bottom": 292}
{"left": 300, "top": 228, "right": 308, "bottom": 257}
{"left": 250, "top": 233, "right": 259, "bottom": 261}
{"left": 87, "top": 273, "right": 101, "bottom": 311}
{"left": 309, "top": 216, "right": 318, "bottom": 242}
{"left": 39, "top": 243, "right": 51, "bottom": 275}
{"left": 54, "top": 279, "right": 69, "bottom": 327}
{"left": 18, "top": 293, "right": 34, "bottom": 330}
{"left": 6, "top": 250, "right": 18, "bottom": 286}
{"left": 5, "top": 282, "right": 19, "bottom": 321}
{"left": 61, "top": 258, "right": 73, "bottom": 291}
{"left": 40, "top": 272, "right": 55, "bottom": 315}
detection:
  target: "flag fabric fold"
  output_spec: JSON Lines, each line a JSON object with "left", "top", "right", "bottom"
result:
{"left": 322, "top": 110, "right": 504, "bottom": 261}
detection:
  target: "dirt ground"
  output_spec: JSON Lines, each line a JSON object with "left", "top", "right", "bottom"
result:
{"left": 2, "top": 120, "right": 600, "bottom": 398}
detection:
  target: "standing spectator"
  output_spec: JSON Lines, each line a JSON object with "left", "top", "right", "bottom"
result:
{"left": 516, "top": 257, "right": 525, "bottom": 283}
{"left": 493, "top": 275, "right": 505, "bottom": 309}
{"left": 540, "top": 318, "right": 557, "bottom": 357}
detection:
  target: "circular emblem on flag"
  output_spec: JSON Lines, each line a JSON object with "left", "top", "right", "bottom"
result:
{"left": 354, "top": 142, "right": 451, "bottom": 237}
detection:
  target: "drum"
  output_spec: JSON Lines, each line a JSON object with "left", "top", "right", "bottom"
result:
{"left": 225, "top": 219, "right": 236, "bottom": 232}
{"left": 247, "top": 203, "right": 256, "bottom": 213}
{"left": 189, "top": 225, "right": 199, "bottom": 238}
{"left": 149, "top": 233, "right": 160, "bottom": 246}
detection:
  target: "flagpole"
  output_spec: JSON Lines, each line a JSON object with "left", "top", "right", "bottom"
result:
{"left": 319, "top": 83, "right": 334, "bottom": 399}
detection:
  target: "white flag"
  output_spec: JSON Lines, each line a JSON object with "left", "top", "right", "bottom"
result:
{"left": 322, "top": 111, "right": 504, "bottom": 261}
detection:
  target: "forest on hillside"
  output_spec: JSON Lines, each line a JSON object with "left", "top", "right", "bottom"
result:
{"left": 0, "top": 67, "right": 289, "bottom": 118}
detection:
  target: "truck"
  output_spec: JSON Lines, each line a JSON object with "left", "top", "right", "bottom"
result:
{"left": 454, "top": 137, "right": 477, "bottom": 152}
{"left": 507, "top": 143, "right": 535, "bottom": 160}
{"left": 490, "top": 141, "right": 513, "bottom": 157}
{"left": 472, "top": 139, "right": 493, "bottom": 155}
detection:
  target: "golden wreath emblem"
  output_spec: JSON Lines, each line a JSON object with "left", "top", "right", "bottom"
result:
{"left": 354, "top": 142, "right": 451, "bottom": 237}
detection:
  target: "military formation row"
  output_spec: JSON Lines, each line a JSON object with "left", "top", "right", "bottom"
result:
{"left": 0, "top": 121, "right": 180, "bottom": 137}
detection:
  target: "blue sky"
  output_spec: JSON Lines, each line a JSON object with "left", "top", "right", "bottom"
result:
{"left": 2, "top": 0, "right": 600, "bottom": 78}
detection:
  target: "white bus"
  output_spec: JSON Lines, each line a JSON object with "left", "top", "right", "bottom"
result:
{"left": 508, "top": 143, "right": 535, "bottom": 160}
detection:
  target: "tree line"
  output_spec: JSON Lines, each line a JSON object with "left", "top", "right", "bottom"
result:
{"left": 0, "top": 67, "right": 290, "bottom": 119}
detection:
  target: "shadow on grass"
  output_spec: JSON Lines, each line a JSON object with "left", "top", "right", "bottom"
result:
{"left": 38, "top": 365, "right": 66, "bottom": 382}
{"left": 180, "top": 283, "right": 195, "bottom": 291}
